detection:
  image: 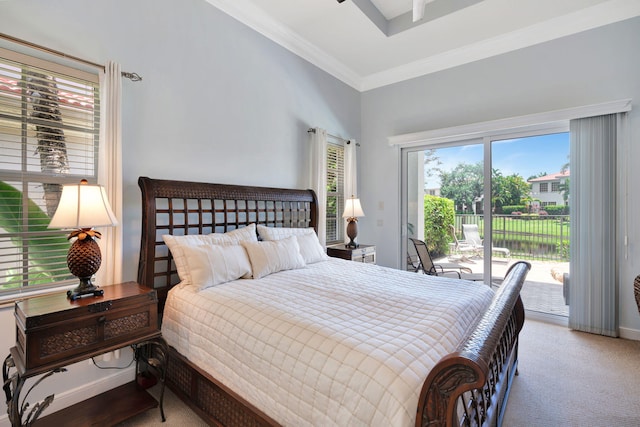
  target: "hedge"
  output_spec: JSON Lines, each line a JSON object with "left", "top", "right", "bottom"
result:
{"left": 424, "top": 195, "right": 455, "bottom": 257}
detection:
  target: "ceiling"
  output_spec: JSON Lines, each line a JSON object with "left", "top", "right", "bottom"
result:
{"left": 207, "top": 0, "right": 640, "bottom": 91}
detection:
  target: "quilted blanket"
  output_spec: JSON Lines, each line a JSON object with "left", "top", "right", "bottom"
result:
{"left": 162, "top": 258, "right": 494, "bottom": 426}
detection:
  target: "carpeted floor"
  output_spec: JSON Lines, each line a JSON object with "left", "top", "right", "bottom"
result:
{"left": 121, "top": 319, "right": 640, "bottom": 426}
{"left": 502, "top": 320, "right": 640, "bottom": 427}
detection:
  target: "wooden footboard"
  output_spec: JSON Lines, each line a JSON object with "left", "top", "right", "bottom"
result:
{"left": 416, "top": 261, "right": 530, "bottom": 427}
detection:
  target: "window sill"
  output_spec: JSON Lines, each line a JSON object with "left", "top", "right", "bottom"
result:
{"left": 0, "top": 283, "right": 77, "bottom": 308}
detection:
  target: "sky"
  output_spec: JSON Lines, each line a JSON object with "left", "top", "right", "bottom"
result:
{"left": 423, "top": 132, "right": 570, "bottom": 188}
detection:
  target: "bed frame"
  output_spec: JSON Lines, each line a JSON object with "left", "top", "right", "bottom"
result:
{"left": 136, "top": 176, "right": 531, "bottom": 427}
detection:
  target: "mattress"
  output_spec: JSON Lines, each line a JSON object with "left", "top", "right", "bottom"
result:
{"left": 161, "top": 258, "right": 494, "bottom": 426}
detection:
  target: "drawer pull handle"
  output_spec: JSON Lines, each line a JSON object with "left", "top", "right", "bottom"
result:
{"left": 97, "top": 316, "right": 106, "bottom": 324}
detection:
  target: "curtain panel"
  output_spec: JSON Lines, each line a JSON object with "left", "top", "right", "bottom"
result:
{"left": 569, "top": 113, "right": 619, "bottom": 337}
{"left": 343, "top": 139, "right": 358, "bottom": 245}
{"left": 309, "top": 128, "right": 328, "bottom": 246}
{"left": 96, "top": 61, "right": 123, "bottom": 286}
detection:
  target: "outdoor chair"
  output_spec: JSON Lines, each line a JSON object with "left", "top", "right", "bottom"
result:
{"left": 449, "top": 225, "right": 480, "bottom": 260}
{"left": 407, "top": 252, "right": 421, "bottom": 272}
{"left": 409, "top": 238, "right": 483, "bottom": 281}
{"left": 462, "top": 224, "right": 511, "bottom": 259}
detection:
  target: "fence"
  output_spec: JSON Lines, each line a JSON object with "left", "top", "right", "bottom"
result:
{"left": 453, "top": 214, "right": 570, "bottom": 262}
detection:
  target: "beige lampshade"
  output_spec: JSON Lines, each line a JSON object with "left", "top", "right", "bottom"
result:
{"left": 49, "top": 180, "right": 118, "bottom": 229}
{"left": 342, "top": 197, "right": 365, "bottom": 219}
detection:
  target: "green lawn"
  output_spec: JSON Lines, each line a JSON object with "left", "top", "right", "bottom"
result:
{"left": 457, "top": 215, "right": 570, "bottom": 261}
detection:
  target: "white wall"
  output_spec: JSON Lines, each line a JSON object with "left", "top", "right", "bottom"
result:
{"left": 0, "top": 0, "right": 360, "bottom": 421}
{"left": 360, "top": 17, "right": 640, "bottom": 336}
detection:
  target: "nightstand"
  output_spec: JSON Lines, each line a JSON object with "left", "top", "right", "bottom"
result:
{"left": 2, "top": 282, "right": 165, "bottom": 427}
{"left": 327, "top": 244, "right": 376, "bottom": 264}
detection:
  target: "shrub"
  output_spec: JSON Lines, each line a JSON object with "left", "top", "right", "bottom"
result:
{"left": 423, "top": 195, "right": 455, "bottom": 257}
{"left": 544, "top": 205, "right": 569, "bottom": 215}
{"left": 520, "top": 213, "right": 539, "bottom": 220}
{"left": 503, "top": 205, "right": 527, "bottom": 215}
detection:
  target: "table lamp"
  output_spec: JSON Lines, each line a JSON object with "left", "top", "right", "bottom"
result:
{"left": 342, "top": 196, "right": 365, "bottom": 249}
{"left": 48, "top": 179, "right": 118, "bottom": 300}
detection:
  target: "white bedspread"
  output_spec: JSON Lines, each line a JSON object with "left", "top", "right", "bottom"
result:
{"left": 162, "top": 258, "right": 494, "bottom": 426}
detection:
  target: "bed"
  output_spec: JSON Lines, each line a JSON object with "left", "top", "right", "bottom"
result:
{"left": 136, "top": 176, "right": 530, "bottom": 427}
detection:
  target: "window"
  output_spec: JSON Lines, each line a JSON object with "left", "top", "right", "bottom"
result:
{"left": 551, "top": 181, "right": 560, "bottom": 192}
{"left": 539, "top": 183, "right": 548, "bottom": 192}
{"left": 0, "top": 47, "right": 100, "bottom": 296}
{"left": 325, "top": 141, "right": 344, "bottom": 244}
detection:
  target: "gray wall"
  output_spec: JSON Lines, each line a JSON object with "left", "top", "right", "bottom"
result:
{"left": 360, "top": 16, "right": 640, "bottom": 335}
{"left": 0, "top": 0, "right": 360, "bottom": 419}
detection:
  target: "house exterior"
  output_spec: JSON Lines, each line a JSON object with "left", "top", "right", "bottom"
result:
{"left": 528, "top": 171, "right": 570, "bottom": 209}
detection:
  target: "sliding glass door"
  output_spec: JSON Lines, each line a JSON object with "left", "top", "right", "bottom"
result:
{"left": 403, "top": 141, "right": 486, "bottom": 278}
{"left": 402, "top": 131, "right": 571, "bottom": 319}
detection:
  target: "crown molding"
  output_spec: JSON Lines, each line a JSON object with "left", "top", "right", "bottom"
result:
{"left": 205, "top": 0, "right": 363, "bottom": 91}
{"left": 207, "top": 0, "right": 640, "bottom": 93}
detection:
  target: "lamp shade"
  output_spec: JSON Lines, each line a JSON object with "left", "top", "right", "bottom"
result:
{"left": 49, "top": 180, "right": 118, "bottom": 229}
{"left": 342, "top": 197, "right": 365, "bottom": 219}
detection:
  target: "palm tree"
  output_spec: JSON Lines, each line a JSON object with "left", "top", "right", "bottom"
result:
{"left": 25, "top": 70, "right": 69, "bottom": 216}
{"left": 559, "top": 178, "right": 570, "bottom": 206}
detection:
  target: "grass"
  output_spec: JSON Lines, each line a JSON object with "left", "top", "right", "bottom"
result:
{"left": 457, "top": 215, "right": 570, "bottom": 261}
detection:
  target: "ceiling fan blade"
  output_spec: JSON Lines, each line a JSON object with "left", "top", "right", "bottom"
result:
{"left": 413, "top": 0, "right": 426, "bottom": 22}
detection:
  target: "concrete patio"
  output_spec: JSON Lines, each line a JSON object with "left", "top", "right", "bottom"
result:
{"left": 435, "top": 256, "right": 570, "bottom": 317}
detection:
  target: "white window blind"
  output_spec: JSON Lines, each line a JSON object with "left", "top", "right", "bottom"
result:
{"left": 0, "top": 48, "right": 100, "bottom": 295}
{"left": 326, "top": 141, "right": 344, "bottom": 244}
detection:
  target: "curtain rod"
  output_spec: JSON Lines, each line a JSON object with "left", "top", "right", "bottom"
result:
{"left": 307, "top": 128, "right": 360, "bottom": 146}
{"left": 0, "top": 32, "right": 142, "bottom": 82}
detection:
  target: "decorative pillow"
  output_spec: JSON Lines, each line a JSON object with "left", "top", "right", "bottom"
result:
{"left": 162, "top": 223, "right": 257, "bottom": 283}
{"left": 256, "top": 225, "right": 328, "bottom": 264}
{"left": 256, "top": 224, "right": 313, "bottom": 240}
{"left": 241, "top": 236, "right": 306, "bottom": 279}
{"left": 181, "top": 244, "right": 252, "bottom": 290}
{"left": 210, "top": 223, "right": 257, "bottom": 245}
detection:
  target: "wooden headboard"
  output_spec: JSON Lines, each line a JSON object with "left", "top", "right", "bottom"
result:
{"left": 137, "top": 176, "right": 318, "bottom": 310}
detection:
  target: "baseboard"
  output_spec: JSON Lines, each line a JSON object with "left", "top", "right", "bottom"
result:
{"left": 0, "top": 366, "right": 135, "bottom": 427}
{"left": 525, "top": 310, "right": 640, "bottom": 341}
{"left": 619, "top": 326, "right": 640, "bottom": 341}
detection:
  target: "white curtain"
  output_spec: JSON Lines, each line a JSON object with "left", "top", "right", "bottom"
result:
{"left": 569, "top": 113, "right": 619, "bottom": 337}
{"left": 343, "top": 139, "right": 358, "bottom": 244}
{"left": 96, "top": 61, "right": 123, "bottom": 286}
{"left": 309, "top": 128, "right": 327, "bottom": 246}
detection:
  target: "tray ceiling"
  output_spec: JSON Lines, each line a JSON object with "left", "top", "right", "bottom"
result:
{"left": 206, "top": 0, "right": 640, "bottom": 91}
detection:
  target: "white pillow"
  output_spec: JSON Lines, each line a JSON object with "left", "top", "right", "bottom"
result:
{"left": 162, "top": 223, "right": 257, "bottom": 283}
{"left": 210, "top": 223, "right": 257, "bottom": 245}
{"left": 256, "top": 225, "right": 328, "bottom": 264}
{"left": 256, "top": 225, "right": 313, "bottom": 240}
{"left": 242, "top": 236, "right": 306, "bottom": 279}
{"left": 181, "top": 244, "right": 252, "bottom": 290}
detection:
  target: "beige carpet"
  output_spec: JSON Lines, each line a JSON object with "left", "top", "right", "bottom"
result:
{"left": 503, "top": 320, "right": 640, "bottom": 427}
{"left": 121, "top": 320, "right": 640, "bottom": 426}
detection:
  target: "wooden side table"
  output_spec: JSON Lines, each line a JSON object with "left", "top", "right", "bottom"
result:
{"left": 2, "top": 282, "right": 165, "bottom": 427}
{"left": 327, "top": 244, "right": 376, "bottom": 264}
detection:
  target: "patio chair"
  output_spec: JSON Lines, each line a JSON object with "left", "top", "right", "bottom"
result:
{"left": 462, "top": 224, "right": 511, "bottom": 259}
{"left": 449, "top": 225, "right": 481, "bottom": 259}
{"left": 407, "top": 252, "right": 421, "bottom": 272}
{"left": 409, "top": 238, "right": 483, "bottom": 281}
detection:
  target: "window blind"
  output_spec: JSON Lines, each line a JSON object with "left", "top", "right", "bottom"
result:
{"left": 0, "top": 48, "right": 100, "bottom": 295}
{"left": 326, "top": 141, "right": 345, "bottom": 244}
